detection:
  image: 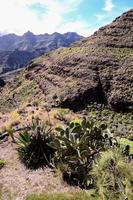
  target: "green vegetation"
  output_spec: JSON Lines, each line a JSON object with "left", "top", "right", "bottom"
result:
{"left": 6, "top": 127, "right": 16, "bottom": 143}
{"left": 87, "top": 103, "right": 133, "bottom": 138}
{"left": 1, "top": 101, "right": 132, "bottom": 199}
{"left": 51, "top": 119, "right": 117, "bottom": 188}
{"left": 0, "top": 160, "right": 5, "bottom": 169}
{"left": 39, "top": 47, "right": 133, "bottom": 62}
{"left": 92, "top": 148, "right": 133, "bottom": 200}
{"left": 119, "top": 138, "right": 133, "bottom": 155}
{"left": 17, "top": 118, "right": 55, "bottom": 169}
{"left": 17, "top": 115, "right": 132, "bottom": 194}
{"left": 55, "top": 108, "right": 70, "bottom": 121}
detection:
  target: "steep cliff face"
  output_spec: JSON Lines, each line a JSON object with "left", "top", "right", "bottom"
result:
{"left": 0, "top": 9, "right": 133, "bottom": 112}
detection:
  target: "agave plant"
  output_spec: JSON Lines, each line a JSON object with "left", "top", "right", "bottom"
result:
{"left": 17, "top": 118, "right": 55, "bottom": 169}
{"left": 50, "top": 118, "right": 117, "bottom": 188}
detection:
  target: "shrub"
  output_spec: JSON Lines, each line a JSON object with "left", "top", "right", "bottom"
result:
{"left": 10, "top": 110, "right": 20, "bottom": 127}
{"left": 50, "top": 119, "right": 117, "bottom": 188}
{"left": 91, "top": 148, "right": 133, "bottom": 200}
{"left": 55, "top": 108, "right": 70, "bottom": 121}
{"left": 0, "top": 160, "right": 5, "bottom": 169}
{"left": 17, "top": 118, "right": 55, "bottom": 169}
{"left": 118, "top": 138, "right": 133, "bottom": 156}
{"left": 6, "top": 127, "right": 16, "bottom": 143}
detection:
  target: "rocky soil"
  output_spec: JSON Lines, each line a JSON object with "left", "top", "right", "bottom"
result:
{"left": 0, "top": 139, "right": 80, "bottom": 200}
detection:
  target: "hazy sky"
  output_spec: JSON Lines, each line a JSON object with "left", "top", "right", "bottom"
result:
{"left": 0, "top": 0, "right": 133, "bottom": 36}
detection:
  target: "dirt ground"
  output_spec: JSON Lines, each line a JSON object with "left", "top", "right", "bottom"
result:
{"left": 0, "top": 138, "right": 80, "bottom": 200}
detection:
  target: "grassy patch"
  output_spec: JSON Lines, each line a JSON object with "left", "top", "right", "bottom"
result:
{"left": 26, "top": 192, "right": 94, "bottom": 200}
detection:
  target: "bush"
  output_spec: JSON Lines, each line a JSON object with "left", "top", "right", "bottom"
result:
{"left": 17, "top": 118, "right": 55, "bottom": 169}
{"left": 118, "top": 138, "right": 133, "bottom": 156}
{"left": 6, "top": 127, "right": 16, "bottom": 143}
{"left": 91, "top": 148, "right": 133, "bottom": 200}
{"left": 0, "top": 160, "right": 5, "bottom": 169}
{"left": 50, "top": 119, "right": 117, "bottom": 188}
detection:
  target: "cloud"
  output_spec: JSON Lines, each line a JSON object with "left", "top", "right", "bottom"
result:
{"left": 58, "top": 20, "right": 96, "bottom": 36}
{"left": 103, "top": 0, "right": 114, "bottom": 12}
{"left": 95, "top": 14, "right": 107, "bottom": 21}
{"left": 0, "top": 0, "right": 94, "bottom": 36}
{"left": 0, "top": 0, "right": 38, "bottom": 34}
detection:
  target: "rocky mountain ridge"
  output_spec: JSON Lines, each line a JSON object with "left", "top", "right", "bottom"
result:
{"left": 0, "top": 9, "right": 133, "bottom": 112}
{"left": 0, "top": 32, "right": 82, "bottom": 73}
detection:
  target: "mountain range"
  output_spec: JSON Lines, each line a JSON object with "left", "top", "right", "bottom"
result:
{"left": 0, "top": 9, "right": 133, "bottom": 113}
{"left": 0, "top": 31, "right": 82, "bottom": 73}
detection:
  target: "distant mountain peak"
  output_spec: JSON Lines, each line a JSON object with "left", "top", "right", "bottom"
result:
{"left": 22, "top": 31, "right": 36, "bottom": 42}
{"left": 0, "top": 31, "right": 83, "bottom": 74}
{"left": 23, "top": 31, "right": 34, "bottom": 37}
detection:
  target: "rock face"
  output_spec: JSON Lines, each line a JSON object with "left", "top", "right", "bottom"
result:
{"left": 0, "top": 9, "right": 133, "bottom": 112}
{"left": 0, "top": 32, "right": 83, "bottom": 74}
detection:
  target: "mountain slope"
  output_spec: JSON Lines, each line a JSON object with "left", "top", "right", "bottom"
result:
{"left": 0, "top": 9, "right": 133, "bottom": 112}
{"left": 0, "top": 32, "right": 83, "bottom": 73}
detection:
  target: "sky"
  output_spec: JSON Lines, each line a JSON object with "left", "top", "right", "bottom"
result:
{"left": 0, "top": 0, "right": 133, "bottom": 37}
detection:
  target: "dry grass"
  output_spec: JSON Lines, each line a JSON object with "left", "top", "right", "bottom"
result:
{"left": 0, "top": 110, "right": 20, "bottom": 133}
{"left": 26, "top": 191, "right": 93, "bottom": 200}
{"left": 0, "top": 138, "right": 80, "bottom": 200}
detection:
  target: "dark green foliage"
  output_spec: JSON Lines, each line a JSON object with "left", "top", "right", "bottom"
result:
{"left": 18, "top": 118, "right": 55, "bottom": 169}
{"left": 50, "top": 119, "right": 117, "bottom": 188}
